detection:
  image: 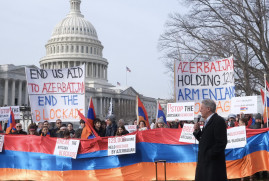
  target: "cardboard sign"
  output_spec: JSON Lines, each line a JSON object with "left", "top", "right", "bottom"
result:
{"left": 0, "top": 106, "right": 20, "bottom": 121}
{"left": 125, "top": 125, "right": 137, "bottom": 133}
{"left": 175, "top": 56, "right": 235, "bottom": 117}
{"left": 226, "top": 126, "right": 247, "bottom": 149}
{"left": 53, "top": 138, "right": 80, "bottom": 159}
{"left": 230, "top": 96, "right": 258, "bottom": 114}
{"left": 25, "top": 66, "right": 85, "bottom": 122}
{"left": 167, "top": 102, "right": 195, "bottom": 121}
{"left": 108, "top": 135, "right": 136, "bottom": 156}
{"left": 179, "top": 124, "right": 197, "bottom": 144}
{"left": 0, "top": 135, "right": 4, "bottom": 152}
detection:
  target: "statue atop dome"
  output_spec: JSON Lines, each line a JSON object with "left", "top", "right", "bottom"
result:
{"left": 68, "top": 0, "right": 84, "bottom": 18}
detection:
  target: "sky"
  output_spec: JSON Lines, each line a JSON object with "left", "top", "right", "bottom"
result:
{"left": 0, "top": 0, "right": 183, "bottom": 99}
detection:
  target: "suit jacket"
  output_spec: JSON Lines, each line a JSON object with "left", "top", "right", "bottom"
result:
{"left": 193, "top": 113, "right": 227, "bottom": 181}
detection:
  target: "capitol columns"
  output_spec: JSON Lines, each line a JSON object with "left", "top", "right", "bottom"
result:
{"left": 24, "top": 82, "right": 28, "bottom": 106}
{"left": 4, "top": 79, "right": 8, "bottom": 105}
{"left": 18, "top": 80, "right": 22, "bottom": 106}
{"left": 11, "top": 79, "right": 15, "bottom": 106}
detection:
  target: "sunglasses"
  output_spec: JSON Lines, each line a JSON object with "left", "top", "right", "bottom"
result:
{"left": 16, "top": 126, "right": 22, "bottom": 128}
{"left": 56, "top": 122, "right": 62, "bottom": 124}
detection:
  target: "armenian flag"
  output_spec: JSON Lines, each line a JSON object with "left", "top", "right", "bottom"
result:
{"left": 6, "top": 108, "right": 16, "bottom": 134}
{"left": 136, "top": 96, "right": 150, "bottom": 129}
{"left": 157, "top": 102, "right": 167, "bottom": 124}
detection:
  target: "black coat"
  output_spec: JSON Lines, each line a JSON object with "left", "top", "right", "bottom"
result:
{"left": 193, "top": 113, "right": 227, "bottom": 181}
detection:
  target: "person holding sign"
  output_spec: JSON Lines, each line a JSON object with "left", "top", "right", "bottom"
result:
{"left": 193, "top": 99, "right": 227, "bottom": 181}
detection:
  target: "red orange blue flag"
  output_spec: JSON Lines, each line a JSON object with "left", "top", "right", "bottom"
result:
{"left": 157, "top": 102, "right": 167, "bottom": 125}
{"left": 136, "top": 96, "right": 150, "bottom": 129}
{"left": 79, "top": 98, "right": 98, "bottom": 139}
{"left": 261, "top": 89, "right": 269, "bottom": 124}
{"left": 6, "top": 108, "right": 16, "bottom": 134}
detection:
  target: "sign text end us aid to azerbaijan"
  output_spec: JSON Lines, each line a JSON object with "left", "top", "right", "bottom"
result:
{"left": 25, "top": 65, "right": 85, "bottom": 122}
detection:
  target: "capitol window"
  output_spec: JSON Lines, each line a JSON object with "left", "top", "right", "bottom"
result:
{"left": 86, "top": 47, "right": 88, "bottom": 53}
{"left": 71, "top": 46, "right": 73, "bottom": 52}
{"left": 76, "top": 46, "right": 79, "bottom": 53}
{"left": 81, "top": 46, "right": 84, "bottom": 53}
{"left": 90, "top": 47, "right": 93, "bottom": 54}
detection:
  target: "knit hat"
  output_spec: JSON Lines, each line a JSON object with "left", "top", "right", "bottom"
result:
{"left": 254, "top": 113, "right": 262, "bottom": 120}
{"left": 228, "top": 114, "right": 236, "bottom": 119}
{"left": 157, "top": 117, "right": 164, "bottom": 124}
{"left": 107, "top": 114, "right": 116, "bottom": 122}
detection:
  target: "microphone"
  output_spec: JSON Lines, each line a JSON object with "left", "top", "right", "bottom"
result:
{"left": 197, "top": 115, "right": 201, "bottom": 123}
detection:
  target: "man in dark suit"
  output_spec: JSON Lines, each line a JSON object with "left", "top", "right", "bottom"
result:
{"left": 193, "top": 99, "right": 227, "bottom": 181}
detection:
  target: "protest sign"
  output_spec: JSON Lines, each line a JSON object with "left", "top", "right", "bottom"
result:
{"left": 0, "top": 106, "right": 20, "bottom": 121}
{"left": 230, "top": 96, "right": 258, "bottom": 114}
{"left": 53, "top": 138, "right": 80, "bottom": 159}
{"left": 179, "top": 123, "right": 197, "bottom": 144}
{"left": 108, "top": 135, "right": 136, "bottom": 156}
{"left": 25, "top": 66, "right": 85, "bottom": 122}
{"left": 125, "top": 125, "right": 137, "bottom": 133}
{"left": 167, "top": 102, "right": 195, "bottom": 121}
{"left": 0, "top": 135, "right": 4, "bottom": 152}
{"left": 226, "top": 126, "right": 246, "bottom": 149}
{"left": 175, "top": 56, "right": 235, "bottom": 117}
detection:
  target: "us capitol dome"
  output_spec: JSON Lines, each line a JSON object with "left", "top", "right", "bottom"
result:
{"left": 40, "top": 0, "right": 110, "bottom": 88}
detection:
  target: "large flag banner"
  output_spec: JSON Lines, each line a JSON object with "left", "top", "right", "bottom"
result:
{"left": 175, "top": 56, "right": 235, "bottom": 117}
{"left": 0, "top": 106, "right": 20, "bottom": 121}
{"left": 25, "top": 65, "right": 85, "bottom": 122}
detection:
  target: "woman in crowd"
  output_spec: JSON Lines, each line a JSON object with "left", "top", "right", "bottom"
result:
{"left": 40, "top": 126, "right": 50, "bottom": 137}
{"left": 138, "top": 120, "right": 147, "bottom": 131}
{"left": 28, "top": 124, "right": 38, "bottom": 135}
{"left": 94, "top": 118, "right": 106, "bottom": 137}
{"left": 115, "top": 126, "right": 129, "bottom": 136}
{"left": 67, "top": 123, "right": 75, "bottom": 138}
{"left": 155, "top": 117, "right": 168, "bottom": 128}
{"left": 101, "top": 120, "right": 106, "bottom": 130}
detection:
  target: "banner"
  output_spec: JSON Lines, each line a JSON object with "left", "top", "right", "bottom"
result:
{"left": 230, "top": 96, "right": 258, "bottom": 114}
{"left": 167, "top": 102, "right": 195, "bottom": 121}
{"left": 25, "top": 66, "right": 85, "bottom": 122}
{"left": 226, "top": 126, "right": 246, "bottom": 149}
{"left": 124, "top": 125, "right": 137, "bottom": 133}
{"left": 53, "top": 138, "right": 80, "bottom": 159}
{"left": 175, "top": 56, "right": 235, "bottom": 117}
{"left": 0, "top": 135, "right": 4, "bottom": 152}
{"left": 0, "top": 106, "right": 20, "bottom": 121}
{"left": 108, "top": 135, "right": 136, "bottom": 156}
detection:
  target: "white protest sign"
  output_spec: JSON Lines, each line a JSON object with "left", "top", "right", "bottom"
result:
{"left": 167, "top": 102, "right": 195, "bottom": 121}
{"left": 0, "top": 106, "right": 20, "bottom": 121}
{"left": 230, "top": 96, "right": 258, "bottom": 114}
{"left": 25, "top": 65, "right": 85, "bottom": 122}
{"left": 179, "top": 123, "right": 197, "bottom": 144}
{"left": 108, "top": 135, "right": 136, "bottom": 156}
{"left": 0, "top": 135, "right": 4, "bottom": 152}
{"left": 175, "top": 56, "right": 235, "bottom": 117}
{"left": 226, "top": 126, "right": 247, "bottom": 149}
{"left": 125, "top": 125, "right": 137, "bottom": 133}
{"left": 53, "top": 138, "right": 80, "bottom": 159}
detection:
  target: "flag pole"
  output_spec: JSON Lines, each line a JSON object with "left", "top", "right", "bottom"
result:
{"left": 264, "top": 74, "right": 268, "bottom": 128}
{"left": 126, "top": 67, "right": 127, "bottom": 86}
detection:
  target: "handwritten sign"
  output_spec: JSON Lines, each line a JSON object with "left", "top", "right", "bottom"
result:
{"left": 25, "top": 66, "right": 85, "bottom": 122}
{"left": 0, "top": 106, "right": 20, "bottom": 121}
{"left": 167, "top": 102, "right": 195, "bottom": 121}
{"left": 53, "top": 138, "right": 80, "bottom": 159}
{"left": 108, "top": 135, "right": 136, "bottom": 156}
{"left": 0, "top": 135, "right": 4, "bottom": 152}
{"left": 230, "top": 96, "right": 258, "bottom": 114}
{"left": 226, "top": 126, "right": 246, "bottom": 149}
{"left": 175, "top": 56, "right": 235, "bottom": 117}
{"left": 125, "top": 125, "right": 137, "bottom": 133}
{"left": 179, "top": 124, "right": 197, "bottom": 144}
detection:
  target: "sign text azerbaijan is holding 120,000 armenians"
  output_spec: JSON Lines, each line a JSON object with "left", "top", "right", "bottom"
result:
{"left": 175, "top": 56, "right": 235, "bottom": 117}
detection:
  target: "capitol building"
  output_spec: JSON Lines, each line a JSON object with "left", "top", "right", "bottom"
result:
{"left": 0, "top": 0, "right": 156, "bottom": 123}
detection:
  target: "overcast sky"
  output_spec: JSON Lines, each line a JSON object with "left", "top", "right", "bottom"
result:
{"left": 0, "top": 0, "right": 183, "bottom": 99}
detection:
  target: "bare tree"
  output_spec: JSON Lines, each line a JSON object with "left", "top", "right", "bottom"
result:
{"left": 159, "top": 0, "right": 269, "bottom": 96}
